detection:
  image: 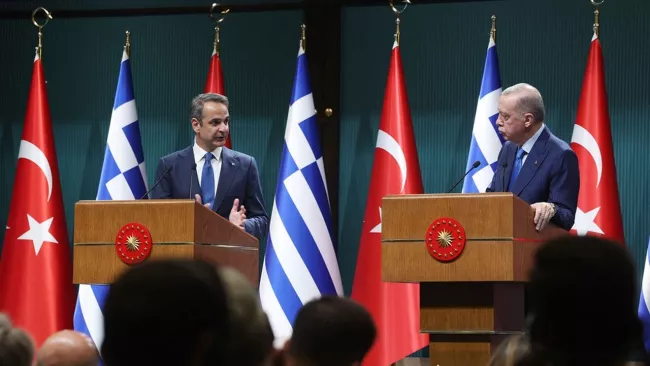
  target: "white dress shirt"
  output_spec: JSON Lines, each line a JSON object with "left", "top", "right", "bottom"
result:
{"left": 193, "top": 142, "right": 222, "bottom": 197}
{"left": 520, "top": 123, "right": 545, "bottom": 166}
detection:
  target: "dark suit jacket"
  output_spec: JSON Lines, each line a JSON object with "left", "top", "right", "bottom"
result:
{"left": 150, "top": 146, "right": 269, "bottom": 239}
{"left": 487, "top": 126, "right": 580, "bottom": 230}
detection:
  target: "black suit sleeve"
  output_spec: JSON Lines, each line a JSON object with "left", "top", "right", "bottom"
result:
{"left": 243, "top": 157, "right": 269, "bottom": 239}
{"left": 150, "top": 157, "right": 172, "bottom": 199}
{"left": 548, "top": 149, "right": 580, "bottom": 230}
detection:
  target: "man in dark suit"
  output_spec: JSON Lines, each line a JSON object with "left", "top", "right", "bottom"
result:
{"left": 151, "top": 93, "right": 269, "bottom": 239}
{"left": 487, "top": 83, "right": 579, "bottom": 231}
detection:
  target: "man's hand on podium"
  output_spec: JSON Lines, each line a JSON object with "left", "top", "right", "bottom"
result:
{"left": 194, "top": 194, "right": 246, "bottom": 230}
{"left": 531, "top": 202, "right": 557, "bottom": 232}
{"left": 194, "top": 194, "right": 211, "bottom": 209}
{"left": 229, "top": 198, "right": 247, "bottom": 230}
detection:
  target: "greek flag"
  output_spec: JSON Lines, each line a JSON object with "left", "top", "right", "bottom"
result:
{"left": 259, "top": 40, "right": 343, "bottom": 348}
{"left": 73, "top": 47, "right": 147, "bottom": 360}
{"left": 638, "top": 237, "right": 650, "bottom": 352}
{"left": 461, "top": 33, "right": 504, "bottom": 193}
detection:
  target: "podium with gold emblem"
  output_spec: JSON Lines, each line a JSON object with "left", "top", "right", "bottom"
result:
{"left": 72, "top": 199, "right": 259, "bottom": 286}
{"left": 381, "top": 192, "right": 567, "bottom": 365}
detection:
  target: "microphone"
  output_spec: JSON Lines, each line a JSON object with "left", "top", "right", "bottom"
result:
{"left": 140, "top": 166, "right": 173, "bottom": 199}
{"left": 446, "top": 161, "right": 480, "bottom": 193}
{"left": 189, "top": 163, "right": 197, "bottom": 199}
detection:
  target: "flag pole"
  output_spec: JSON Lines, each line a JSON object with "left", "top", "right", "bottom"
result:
{"left": 491, "top": 15, "right": 497, "bottom": 41}
{"left": 209, "top": 3, "right": 230, "bottom": 57}
{"left": 389, "top": 0, "right": 410, "bottom": 45}
{"left": 390, "top": 4, "right": 415, "bottom": 365}
{"left": 301, "top": 24, "right": 306, "bottom": 52}
{"left": 31, "top": 7, "right": 52, "bottom": 59}
{"left": 591, "top": 0, "right": 603, "bottom": 36}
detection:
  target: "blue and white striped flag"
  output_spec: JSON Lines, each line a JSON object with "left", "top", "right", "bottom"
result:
{"left": 259, "top": 39, "right": 343, "bottom": 348}
{"left": 73, "top": 46, "right": 147, "bottom": 360}
{"left": 462, "top": 33, "right": 504, "bottom": 193}
{"left": 638, "top": 237, "right": 650, "bottom": 352}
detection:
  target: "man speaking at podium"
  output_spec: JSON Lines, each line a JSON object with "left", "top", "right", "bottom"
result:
{"left": 486, "top": 83, "right": 579, "bottom": 232}
{"left": 151, "top": 93, "right": 269, "bottom": 240}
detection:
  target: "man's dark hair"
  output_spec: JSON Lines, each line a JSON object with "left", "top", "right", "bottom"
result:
{"left": 101, "top": 259, "right": 229, "bottom": 366}
{"left": 191, "top": 93, "right": 229, "bottom": 125}
{"left": 523, "top": 235, "right": 641, "bottom": 366}
{"left": 289, "top": 296, "right": 376, "bottom": 366}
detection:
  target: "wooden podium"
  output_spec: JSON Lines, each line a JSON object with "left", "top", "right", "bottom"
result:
{"left": 72, "top": 199, "right": 259, "bottom": 287}
{"left": 381, "top": 192, "right": 568, "bottom": 366}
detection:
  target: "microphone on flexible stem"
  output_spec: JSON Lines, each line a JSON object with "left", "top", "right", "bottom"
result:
{"left": 189, "top": 163, "right": 197, "bottom": 199}
{"left": 139, "top": 166, "right": 173, "bottom": 199}
{"left": 446, "top": 160, "right": 480, "bottom": 193}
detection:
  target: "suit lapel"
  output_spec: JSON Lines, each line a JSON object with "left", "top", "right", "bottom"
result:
{"left": 213, "top": 148, "right": 236, "bottom": 212}
{"left": 511, "top": 127, "right": 550, "bottom": 195}
{"left": 179, "top": 147, "right": 201, "bottom": 199}
{"left": 502, "top": 144, "right": 516, "bottom": 191}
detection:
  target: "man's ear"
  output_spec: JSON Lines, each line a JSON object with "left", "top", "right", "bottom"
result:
{"left": 191, "top": 118, "right": 201, "bottom": 132}
{"left": 523, "top": 113, "right": 534, "bottom": 128}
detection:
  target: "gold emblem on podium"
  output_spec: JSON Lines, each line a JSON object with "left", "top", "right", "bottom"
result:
{"left": 425, "top": 218, "right": 466, "bottom": 263}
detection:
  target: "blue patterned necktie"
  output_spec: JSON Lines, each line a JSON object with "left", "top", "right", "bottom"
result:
{"left": 201, "top": 152, "right": 215, "bottom": 209}
{"left": 508, "top": 148, "right": 526, "bottom": 191}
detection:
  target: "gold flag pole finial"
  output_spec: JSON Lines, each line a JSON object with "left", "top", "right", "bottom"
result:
{"left": 209, "top": 3, "right": 230, "bottom": 56}
{"left": 389, "top": 0, "right": 410, "bottom": 45}
{"left": 31, "top": 7, "right": 52, "bottom": 59}
{"left": 490, "top": 15, "right": 497, "bottom": 41}
{"left": 301, "top": 24, "right": 306, "bottom": 52}
{"left": 125, "top": 30, "right": 131, "bottom": 56}
{"left": 591, "top": 0, "right": 603, "bottom": 36}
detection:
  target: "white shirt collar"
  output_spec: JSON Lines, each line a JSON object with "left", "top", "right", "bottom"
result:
{"left": 193, "top": 141, "right": 222, "bottom": 164}
{"left": 520, "top": 123, "right": 545, "bottom": 154}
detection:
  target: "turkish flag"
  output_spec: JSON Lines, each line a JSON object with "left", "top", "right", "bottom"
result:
{"left": 0, "top": 53, "right": 74, "bottom": 346}
{"left": 204, "top": 48, "right": 232, "bottom": 149}
{"left": 570, "top": 34, "right": 625, "bottom": 244}
{"left": 351, "top": 41, "right": 429, "bottom": 365}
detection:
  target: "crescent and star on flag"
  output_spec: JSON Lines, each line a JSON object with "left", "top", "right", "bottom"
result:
{"left": 369, "top": 129, "right": 408, "bottom": 234}
{"left": 9, "top": 139, "right": 59, "bottom": 256}
{"left": 571, "top": 124, "right": 605, "bottom": 236}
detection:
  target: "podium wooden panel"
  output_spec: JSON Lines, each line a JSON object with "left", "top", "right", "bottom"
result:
{"left": 73, "top": 199, "right": 259, "bottom": 287}
{"left": 381, "top": 192, "right": 568, "bottom": 366}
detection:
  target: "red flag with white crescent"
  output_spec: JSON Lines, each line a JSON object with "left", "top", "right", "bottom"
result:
{"left": 351, "top": 40, "right": 429, "bottom": 366}
{"left": 0, "top": 53, "right": 74, "bottom": 346}
{"left": 205, "top": 48, "right": 232, "bottom": 149}
{"left": 570, "top": 33, "right": 625, "bottom": 244}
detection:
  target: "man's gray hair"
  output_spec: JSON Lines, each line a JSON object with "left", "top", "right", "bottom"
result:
{"left": 218, "top": 267, "right": 273, "bottom": 366}
{"left": 502, "top": 83, "right": 545, "bottom": 122}
{"left": 190, "top": 93, "right": 229, "bottom": 123}
{"left": 0, "top": 313, "right": 34, "bottom": 366}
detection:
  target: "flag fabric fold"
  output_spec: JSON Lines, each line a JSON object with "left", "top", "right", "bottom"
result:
{"left": 569, "top": 33, "right": 624, "bottom": 244}
{"left": 259, "top": 41, "right": 343, "bottom": 348}
{"left": 73, "top": 48, "right": 147, "bottom": 360}
{"left": 0, "top": 51, "right": 74, "bottom": 347}
{"left": 462, "top": 34, "right": 504, "bottom": 193}
{"left": 351, "top": 39, "right": 429, "bottom": 366}
{"left": 204, "top": 46, "right": 231, "bottom": 148}
{"left": 639, "top": 240, "right": 650, "bottom": 352}
{"left": 639, "top": 237, "right": 650, "bottom": 352}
